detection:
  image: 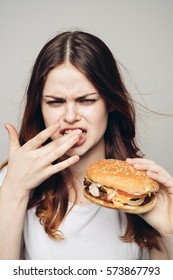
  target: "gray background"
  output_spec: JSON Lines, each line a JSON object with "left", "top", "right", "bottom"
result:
{"left": 0, "top": 0, "right": 173, "bottom": 173}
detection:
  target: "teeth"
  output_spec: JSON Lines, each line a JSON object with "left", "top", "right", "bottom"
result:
{"left": 63, "top": 129, "right": 86, "bottom": 136}
{"left": 63, "top": 129, "right": 73, "bottom": 135}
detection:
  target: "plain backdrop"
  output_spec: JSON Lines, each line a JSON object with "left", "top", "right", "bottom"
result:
{"left": 0, "top": 0, "right": 173, "bottom": 173}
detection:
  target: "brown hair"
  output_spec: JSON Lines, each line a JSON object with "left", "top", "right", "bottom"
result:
{"left": 1, "top": 31, "right": 160, "bottom": 250}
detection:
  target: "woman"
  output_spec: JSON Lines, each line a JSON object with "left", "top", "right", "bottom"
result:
{"left": 0, "top": 31, "right": 173, "bottom": 259}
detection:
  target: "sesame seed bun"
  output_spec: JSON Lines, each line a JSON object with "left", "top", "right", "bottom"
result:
{"left": 83, "top": 159, "right": 159, "bottom": 214}
{"left": 86, "top": 159, "right": 159, "bottom": 194}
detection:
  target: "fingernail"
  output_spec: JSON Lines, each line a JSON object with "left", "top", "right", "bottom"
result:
{"left": 76, "top": 129, "right": 83, "bottom": 135}
{"left": 4, "top": 123, "right": 9, "bottom": 130}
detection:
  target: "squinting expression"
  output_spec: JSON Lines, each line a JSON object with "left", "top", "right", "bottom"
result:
{"left": 41, "top": 63, "right": 109, "bottom": 157}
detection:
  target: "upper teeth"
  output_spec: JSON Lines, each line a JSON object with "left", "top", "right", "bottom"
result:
{"left": 63, "top": 130, "right": 73, "bottom": 135}
{"left": 63, "top": 129, "right": 86, "bottom": 136}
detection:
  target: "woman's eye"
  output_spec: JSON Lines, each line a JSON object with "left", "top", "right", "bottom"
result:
{"left": 79, "top": 99, "right": 97, "bottom": 104}
{"left": 46, "top": 100, "right": 64, "bottom": 106}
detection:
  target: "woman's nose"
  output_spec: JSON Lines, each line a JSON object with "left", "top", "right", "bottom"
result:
{"left": 63, "top": 102, "right": 81, "bottom": 123}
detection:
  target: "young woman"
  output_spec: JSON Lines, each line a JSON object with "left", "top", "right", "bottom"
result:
{"left": 0, "top": 31, "right": 173, "bottom": 260}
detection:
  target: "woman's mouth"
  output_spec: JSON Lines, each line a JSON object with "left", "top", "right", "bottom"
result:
{"left": 62, "top": 129, "right": 86, "bottom": 137}
{"left": 60, "top": 128, "right": 87, "bottom": 148}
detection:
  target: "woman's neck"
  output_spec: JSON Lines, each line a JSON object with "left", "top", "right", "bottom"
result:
{"left": 68, "top": 143, "right": 105, "bottom": 205}
{"left": 70, "top": 154, "right": 105, "bottom": 182}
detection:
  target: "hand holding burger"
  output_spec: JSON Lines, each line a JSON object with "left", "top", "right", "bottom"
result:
{"left": 83, "top": 159, "right": 159, "bottom": 214}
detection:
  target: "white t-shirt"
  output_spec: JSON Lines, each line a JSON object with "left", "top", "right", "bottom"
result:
{"left": 0, "top": 167, "right": 149, "bottom": 260}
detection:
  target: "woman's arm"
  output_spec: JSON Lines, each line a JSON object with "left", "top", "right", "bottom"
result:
{"left": 0, "top": 185, "right": 29, "bottom": 259}
{"left": 126, "top": 158, "right": 173, "bottom": 260}
{"left": 158, "top": 234, "right": 173, "bottom": 259}
{"left": 149, "top": 236, "right": 168, "bottom": 260}
{"left": 0, "top": 123, "right": 81, "bottom": 259}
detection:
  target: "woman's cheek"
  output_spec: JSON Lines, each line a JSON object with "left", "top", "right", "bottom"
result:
{"left": 43, "top": 108, "right": 61, "bottom": 127}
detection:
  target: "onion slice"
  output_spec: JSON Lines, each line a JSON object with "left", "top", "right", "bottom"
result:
{"left": 127, "top": 198, "right": 144, "bottom": 206}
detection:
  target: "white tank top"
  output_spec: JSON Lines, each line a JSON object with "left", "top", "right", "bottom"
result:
{"left": 0, "top": 167, "right": 149, "bottom": 260}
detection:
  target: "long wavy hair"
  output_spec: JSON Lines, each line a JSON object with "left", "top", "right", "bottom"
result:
{"left": 1, "top": 31, "right": 160, "bottom": 251}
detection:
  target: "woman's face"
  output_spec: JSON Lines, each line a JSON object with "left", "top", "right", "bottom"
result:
{"left": 41, "top": 63, "right": 108, "bottom": 157}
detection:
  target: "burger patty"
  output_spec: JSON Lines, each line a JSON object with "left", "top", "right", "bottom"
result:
{"left": 83, "top": 178, "right": 152, "bottom": 207}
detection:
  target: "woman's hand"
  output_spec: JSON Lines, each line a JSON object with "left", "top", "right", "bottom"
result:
{"left": 2, "top": 123, "right": 82, "bottom": 197}
{"left": 126, "top": 158, "right": 173, "bottom": 236}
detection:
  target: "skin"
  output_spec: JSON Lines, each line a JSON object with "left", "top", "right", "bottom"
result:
{"left": 0, "top": 63, "right": 172, "bottom": 259}
{"left": 0, "top": 124, "right": 83, "bottom": 259}
{"left": 126, "top": 158, "right": 173, "bottom": 259}
{"left": 41, "top": 63, "right": 109, "bottom": 204}
{"left": 0, "top": 63, "right": 109, "bottom": 259}
{"left": 41, "top": 63, "right": 108, "bottom": 159}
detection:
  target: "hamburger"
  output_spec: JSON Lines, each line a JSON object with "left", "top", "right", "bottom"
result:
{"left": 83, "top": 159, "right": 159, "bottom": 214}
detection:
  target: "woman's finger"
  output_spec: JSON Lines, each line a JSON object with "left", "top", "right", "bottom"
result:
{"left": 4, "top": 123, "right": 20, "bottom": 152}
{"left": 126, "top": 158, "right": 172, "bottom": 179}
{"left": 49, "top": 155, "right": 80, "bottom": 176}
{"left": 38, "top": 129, "right": 82, "bottom": 157}
{"left": 146, "top": 170, "right": 173, "bottom": 189}
{"left": 45, "top": 133, "right": 82, "bottom": 164}
{"left": 126, "top": 157, "right": 155, "bottom": 165}
{"left": 24, "top": 123, "right": 60, "bottom": 150}
{"left": 126, "top": 157, "right": 173, "bottom": 190}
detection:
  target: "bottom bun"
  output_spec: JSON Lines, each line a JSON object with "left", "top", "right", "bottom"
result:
{"left": 83, "top": 187, "right": 156, "bottom": 214}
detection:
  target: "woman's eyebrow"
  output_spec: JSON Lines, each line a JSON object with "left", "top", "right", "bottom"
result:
{"left": 43, "top": 95, "right": 64, "bottom": 100}
{"left": 43, "top": 92, "right": 99, "bottom": 100}
{"left": 75, "top": 92, "right": 99, "bottom": 100}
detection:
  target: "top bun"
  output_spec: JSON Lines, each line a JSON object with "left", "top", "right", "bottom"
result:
{"left": 86, "top": 159, "right": 159, "bottom": 194}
